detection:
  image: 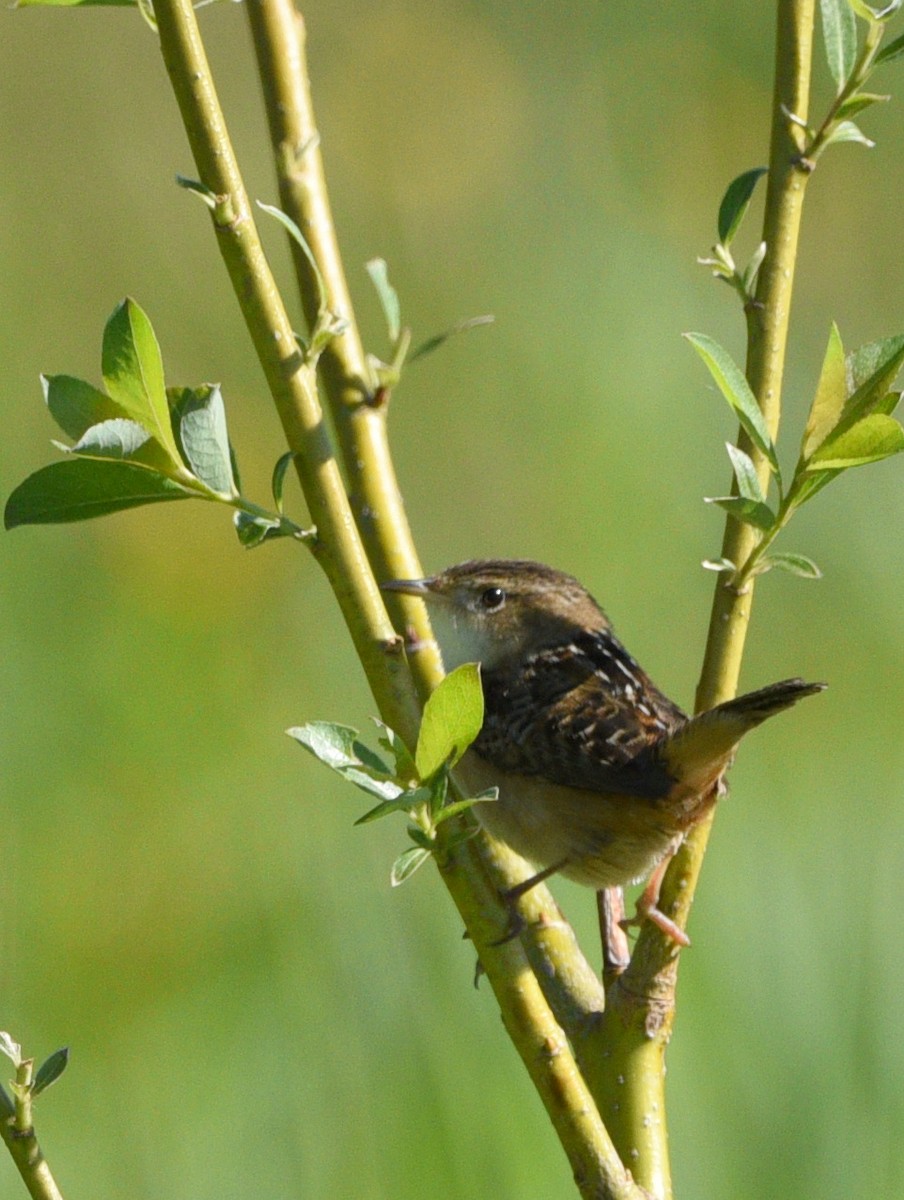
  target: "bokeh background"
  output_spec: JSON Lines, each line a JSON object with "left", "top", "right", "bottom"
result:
{"left": 2, "top": 3, "right": 903, "bottom": 1198}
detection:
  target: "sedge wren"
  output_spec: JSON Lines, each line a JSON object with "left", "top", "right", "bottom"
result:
{"left": 385, "top": 559, "right": 825, "bottom": 943}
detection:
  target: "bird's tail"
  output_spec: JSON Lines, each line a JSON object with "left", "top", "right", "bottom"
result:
{"left": 663, "top": 678, "right": 826, "bottom": 799}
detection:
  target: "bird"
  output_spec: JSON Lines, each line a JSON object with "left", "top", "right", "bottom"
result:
{"left": 384, "top": 559, "right": 825, "bottom": 944}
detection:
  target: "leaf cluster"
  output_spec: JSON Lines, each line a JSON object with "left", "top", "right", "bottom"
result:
{"left": 4, "top": 299, "right": 311, "bottom": 547}
{"left": 688, "top": 326, "right": 904, "bottom": 584}
{"left": 288, "top": 664, "right": 496, "bottom": 885}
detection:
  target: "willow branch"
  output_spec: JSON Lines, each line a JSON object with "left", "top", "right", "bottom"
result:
{"left": 586, "top": 5, "right": 817, "bottom": 1196}
{"left": 0, "top": 1074, "right": 65, "bottom": 1200}
{"left": 243, "top": 0, "right": 605, "bottom": 1033}
{"left": 153, "top": 0, "right": 623, "bottom": 1190}
{"left": 153, "top": 0, "right": 421, "bottom": 744}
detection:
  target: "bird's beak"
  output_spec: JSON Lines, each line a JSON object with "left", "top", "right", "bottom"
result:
{"left": 381, "top": 577, "right": 434, "bottom": 597}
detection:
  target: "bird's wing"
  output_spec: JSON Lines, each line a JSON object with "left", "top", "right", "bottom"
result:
{"left": 476, "top": 629, "right": 686, "bottom": 799}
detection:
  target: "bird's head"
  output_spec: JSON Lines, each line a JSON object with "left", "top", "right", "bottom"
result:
{"left": 383, "top": 559, "right": 610, "bottom": 672}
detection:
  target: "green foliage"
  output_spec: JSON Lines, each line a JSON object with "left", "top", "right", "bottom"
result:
{"left": 364, "top": 256, "right": 494, "bottom": 398}
{"left": 32, "top": 1048, "right": 70, "bottom": 1098}
{"left": 688, "top": 325, "right": 904, "bottom": 585}
{"left": 4, "top": 299, "right": 311, "bottom": 546}
{"left": 288, "top": 664, "right": 496, "bottom": 886}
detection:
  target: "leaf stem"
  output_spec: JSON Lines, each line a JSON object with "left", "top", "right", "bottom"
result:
{"left": 0, "top": 1061, "right": 65, "bottom": 1200}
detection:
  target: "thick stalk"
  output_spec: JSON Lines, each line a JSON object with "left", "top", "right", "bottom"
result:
{"left": 588, "top": 5, "right": 816, "bottom": 1196}
{"left": 244, "top": 0, "right": 606, "bottom": 1039}
{"left": 155, "top": 1, "right": 624, "bottom": 1191}
{"left": 153, "top": 0, "right": 421, "bottom": 744}
{"left": 0, "top": 1072, "right": 65, "bottom": 1200}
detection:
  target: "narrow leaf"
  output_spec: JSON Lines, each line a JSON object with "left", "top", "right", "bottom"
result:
{"left": 101, "top": 299, "right": 181, "bottom": 465}
{"left": 0, "top": 1033, "right": 22, "bottom": 1066}
{"left": 271, "top": 451, "right": 295, "bottom": 513}
{"left": 685, "top": 333, "right": 780, "bottom": 476}
{"left": 836, "top": 92, "right": 889, "bottom": 118}
{"left": 415, "top": 663, "right": 484, "bottom": 780}
{"left": 172, "top": 385, "right": 236, "bottom": 496}
{"left": 256, "top": 201, "right": 328, "bottom": 314}
{"left": 390, "top": 846, "right": 431, "bottom": 886}
{"left": 823, "top": 120, "right": 875, "bottom": 148}
{"left": 725, "top": 442, "right": 765, "bottom": 502}
{"left": 701, "top": 557, "right": 737, "bottom": 573}
{"left": 5, "top": 459, "right": 192, "bottom": 529}
{"left": 433, "top": 788, "right": 498, "bottom": 826}
{"left": 802, "top": 321, "right": 847, "bottom": 456}
{"left": 32, "top": 1048, "right": 69, "bottom": 1097}
{"left": 42, "top": 374, "right": 127, "bottom": 439}
{"left": 808, "top": 413, "right": 904, "bottom": 468}
{"left": 704, "top": 495, "right": 776, "bottom": 532}
{"left": 762, "top": 552, "right": 823, "bottom": 579}
{"left": 717, "top": 167, "right": 768, "bottom": 245}
{"left": 408, "top": 315, "right": 495, "bottom": 363}
{"left": 365, "top": 259, "right": 401, "bottom": 345}
{"left": 355, "top": 790, "right": 424, "bottom": 825}
{"left": 288, "top": 722, "right": 363, "bottom": 771}
{"left": 819, "top": 0, "right": 858, "bottom": 87}
{"left": 875, "top": 30, "right": 904, "bottom": 63}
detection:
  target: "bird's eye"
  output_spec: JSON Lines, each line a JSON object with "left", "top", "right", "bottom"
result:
{"left": 478, "top": 586, "right": 506, "bottom": 611}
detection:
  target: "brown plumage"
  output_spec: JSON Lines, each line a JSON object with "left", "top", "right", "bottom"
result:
{"left": 385, "top": 559, "right": 825, "bottom": 942}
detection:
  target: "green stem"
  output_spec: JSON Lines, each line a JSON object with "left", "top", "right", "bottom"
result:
{"left": 585, "top": 5, "right": 817, "bottom": 1197}
{"left": 244, "top": 0, "right": 606, "bottom": 1048}
{"left": 804, "top": 18, "right": 884, "bottom": 163}
{"left": 152, "top": 0, "right": 421, "bottom": 745}
{"left": 0, "top": 1063, "right": 65, "bottom": 1200}
{"left": 158, "top": 1, "right": 621, "bottom": 1191}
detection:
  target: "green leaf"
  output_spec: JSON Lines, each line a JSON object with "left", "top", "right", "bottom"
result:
{"left": 685, "top": 333, "right": 780, "bottom": 476}
{"left": 819, "top": 0, "right": 858, "bottom": 87}
{"left": 390, "top": 846, "right": 431, "bottom": 886}
{"left": 836, "top": 335, "right": 904, "bottom": 435}
{"left": 42, "top": 374, "right": 128, "bottom": 439}
{"left": 365, "top": 258, "right": 401, "bottom": 345}
{"left": 374, "top": 720, "right": 418, "bottom": 783}
{"left": 716, "top": 167, "right": 768, "bottom": 246}
{"left": 5, "top": 459, "right": 193, "bottom": 529}
{"left": 354, "top": 789, "right": 425, "bottom": 826}
{"left": 32, "top": 1048, "right": 69, "bottom": 1098}
{"left": 415, "top": 663, "right": 484, "bottom": 780}
{"left": 101, "top": 299, "right": 182, "bottom": 465}
{"left": 234, "top": 510, "right": 284, "bottom": 548}
{"left": 802, "top": 322, "right": 847, "bottom": 456}
{"left": 271, "top": 451, "right": 295, "bottom": 513}
{"left": 433, "top": 788, "right": 498, "bottom": 827}
{"left": 836, "top": 92, "right": 889, "bottom": 117}
{"left": 0, "top": 1033, "right": 22, "bottom": 1067}
{"left": 761, "top": 552, "right": 823, "bottom": 579}
{"left": 808, "top": 412, "right": 904, "bottom": 468}
{"left": 171, "top": 385, "right": 236, "bottom": 496}
{"left": 725, "top": 442, "right": 765, "bottom": 502}
{"left": 875, "top": 30, "right": 904, "bottom": 63}
{"left": 823, "top": 119, "right": 875, "bottom": 148}
{"left": 256, "top": 201, "right": 328, "bottom": 316}
{"left": 287, "top": 722, "right": 404, "bottom": 800}
{"left": 71, "top": 418, "right": 152, "bottom": 459}
{"left": 408, "top": 315, "right": 495, "bottom": 363}
{"left": 704, "top": 495, "right": 776, "bottom": 532}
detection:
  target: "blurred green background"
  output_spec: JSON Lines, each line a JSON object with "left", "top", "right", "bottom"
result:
{"left": 2, "top": 3, "right": 903, "bottom": 1197}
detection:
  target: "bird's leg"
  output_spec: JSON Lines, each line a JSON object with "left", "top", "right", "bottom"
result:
{"left": 598, "top": 887, "right": 631, "bottom": 977}
{"left": 621, "top": 855, "right": 691, "bottom": 948}
{"left": 492, "top": 860, "right": 568, "bottom": 946}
